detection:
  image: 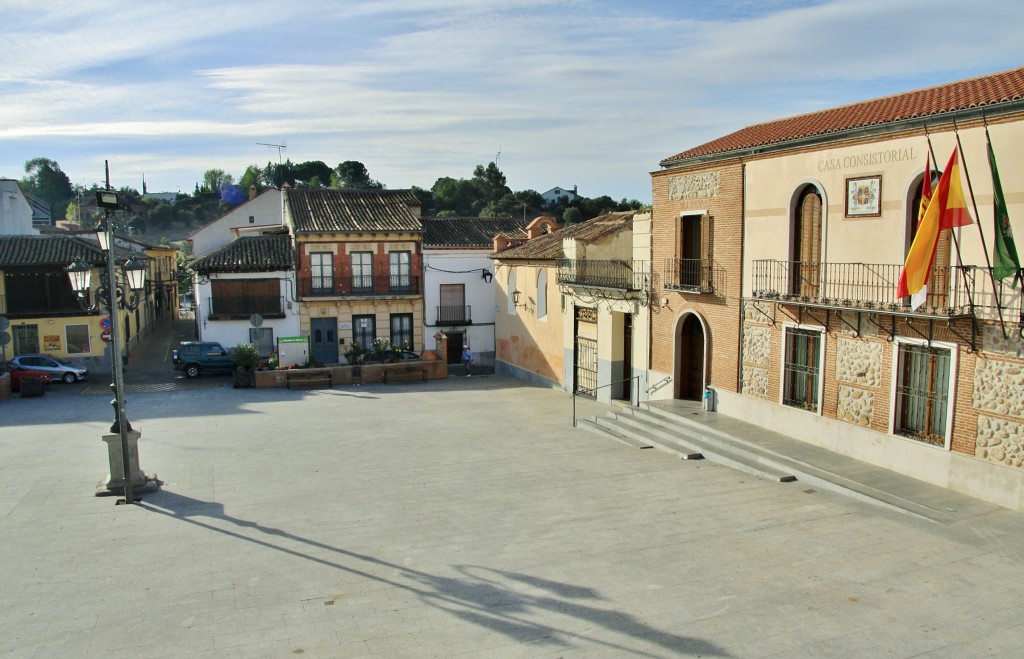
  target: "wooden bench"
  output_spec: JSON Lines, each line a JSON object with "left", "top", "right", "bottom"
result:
{"left": 286, "top": 369, "right": 333, "bottom": 389}
{"left": 383, "top": 367, "right": 428, "bottom": 384}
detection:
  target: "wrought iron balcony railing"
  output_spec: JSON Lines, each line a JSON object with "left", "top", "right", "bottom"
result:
{"left": 751, "top": 260, "right": 1023, "bottom": 321}
{"left": 436, "top": 305, "right": 472, "bottom": 325}
{"left": 662, "top": 258, "right": 726, "bottom": 294}
{"left": 298, "top": 275, "right": 420, "bottom": 298}
{"left": 556, "top": 259, "right": 648, "bottom": 291}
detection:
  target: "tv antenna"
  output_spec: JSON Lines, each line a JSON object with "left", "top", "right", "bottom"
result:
{"left": 257, "top": 142, "right": 287, "bottom": 187}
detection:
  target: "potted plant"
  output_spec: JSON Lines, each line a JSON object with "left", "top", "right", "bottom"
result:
{"left": 232, "top": 342, "right": 260, "bottom": 388}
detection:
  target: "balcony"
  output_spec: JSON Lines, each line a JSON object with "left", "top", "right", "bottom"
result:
{"left": 299, "top": 275, "right": 420, "bottom": 298}
{"left": 436, "top": 305, "right": 472, "bottom": 325}
{"left": 556, "top": 259, "right": 648, "bottom": 291}
{"left": 751, "top": 260, "right": 1023, "bottom": 322}
{"left": 662, "top": 258, "right": 726, "bottom": 295}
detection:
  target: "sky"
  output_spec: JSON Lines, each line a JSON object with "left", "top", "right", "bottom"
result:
{"left": 2, "top": 0, "right": 1024, "bottom": 205}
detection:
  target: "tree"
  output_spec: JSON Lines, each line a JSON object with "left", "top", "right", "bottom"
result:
{"left": 148, "top": 202, "right": 177, "bottom": 229}
{"left": 431, "top": 176, "right": 478, "bottom": 216}
{"left": 292, "top": 160, "right": 332, "bottom": 188}
{"left": 201, "top": 169, "right": 233, "bottom": 194}
{"left": 239, "top": 165, "right": 262, "bottom": 192}
{"left": 562, "top": 207, "right": 583, "bottom": 225}
{"left": 22, "top": 158, "right": 73, "bottom": 218}
{"left": 332, "top": 161, "right": 383, "bottom": 189}
{"left": 472, "top": 162, "right": 510, "bottom": 204}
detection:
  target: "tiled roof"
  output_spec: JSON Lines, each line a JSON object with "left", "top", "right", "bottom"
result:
{"left": 491, "top": 211, "right": 635, "bottom": 261}
{"left": 662, "top": 66, "right": 1024, "bottom": 166}
{"left": 287, "top": 189, "right": 422, "bottom": 234}
{"left": 190, "top": 234, "right": 294, "bottom": 273}
{"left": 0, "top": 234, "right": 107, "bottom": 267}
{"left": 423, "top": 217, "right": 530, "bottom": 248}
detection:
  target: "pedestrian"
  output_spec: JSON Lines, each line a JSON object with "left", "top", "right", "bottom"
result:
{"left": 462, "top": 344, "right": 472, "bottom": 376}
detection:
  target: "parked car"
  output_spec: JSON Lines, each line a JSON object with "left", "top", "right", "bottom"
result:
{"left": 172, "top": 341, "right": 235, "bottom": 378}
{"left": 9, "top": 354, "right": 89, "bottom": 383}
{"left": 5, "top": 364, "right": 53, "bottom": 391}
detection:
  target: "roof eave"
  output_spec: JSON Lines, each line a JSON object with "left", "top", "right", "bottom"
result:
{"left": 659, "top": 98, "right": 1024, "bottom": 169}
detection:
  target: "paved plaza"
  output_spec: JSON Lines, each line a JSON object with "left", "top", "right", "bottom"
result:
{"left": 5, "top": 336, "right": 1024, "bottom": 656}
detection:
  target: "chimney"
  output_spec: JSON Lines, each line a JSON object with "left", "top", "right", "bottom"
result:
{"left": 249, "top": 186, "right": 257, "bottom": 200}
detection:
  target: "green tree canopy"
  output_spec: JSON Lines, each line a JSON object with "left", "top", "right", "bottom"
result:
{"left": 332, "top": 160, "right": 383, "bottom": 189}
{"left": 22, "top": 157, "right": 73, "bottom": 218}
{"left": 292, "top": 160, "right": 332, "bottom": 188}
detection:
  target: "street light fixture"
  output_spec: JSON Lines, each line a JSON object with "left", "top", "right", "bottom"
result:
{"left": 66, "top": 180, "right": 159, "bottom": 503}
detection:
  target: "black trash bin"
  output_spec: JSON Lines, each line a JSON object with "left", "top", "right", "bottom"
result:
{"left": 20, "top": 377, "right": 45, "bottom": 398}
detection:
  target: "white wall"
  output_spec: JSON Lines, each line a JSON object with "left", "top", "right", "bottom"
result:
{"left": 188, "top": 189, "right": 283, "bottom": 256}
{"left": 0, "top": 181, "right": 38, "bottom": 236}
{"left": 194, "top": 270, "right": 300, "bottom": 350}
{"left": 422, "top": 250, "right": 497, "bottom": 363}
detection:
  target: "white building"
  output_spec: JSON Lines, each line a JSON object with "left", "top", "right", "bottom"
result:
{"left": 187, "top": 188, "right": 284, "bottom": 256}
{"left": 0, "top": 180, "right": 39, "bottom": 236}
{"left": 540, "top": 186, "right": 578, "bottom": 207}
{"left": 421, "top": 217, "right": 529, "bottom": 366}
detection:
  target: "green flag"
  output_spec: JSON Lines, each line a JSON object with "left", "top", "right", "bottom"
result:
{"left": 988, "top": 139, "right": 1022, "bottom": 285}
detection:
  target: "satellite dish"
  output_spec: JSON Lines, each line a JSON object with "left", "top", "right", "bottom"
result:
{"left": 250, "top": 314, "right": 264, "bottom": 327}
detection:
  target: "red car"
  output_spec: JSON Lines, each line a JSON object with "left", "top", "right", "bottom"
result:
{"left": 5, "top": 364, "right": 53, "bottom": 391}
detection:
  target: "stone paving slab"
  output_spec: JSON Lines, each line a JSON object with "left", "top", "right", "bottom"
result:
{"left": 4, "top": 375, "right": 1024, "bottom": 657}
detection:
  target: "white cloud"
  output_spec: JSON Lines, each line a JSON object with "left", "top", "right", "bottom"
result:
{"left": 2, "top": 0, "right": 1024, "bottom": 199}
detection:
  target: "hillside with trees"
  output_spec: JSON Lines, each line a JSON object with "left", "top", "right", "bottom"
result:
{"left": 15, "top": 157, "right": 646, "bottom": 242}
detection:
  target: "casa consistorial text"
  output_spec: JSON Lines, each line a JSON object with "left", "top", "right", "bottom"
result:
{"left": 817, "top": 146, "right": 917, "bottom": 172}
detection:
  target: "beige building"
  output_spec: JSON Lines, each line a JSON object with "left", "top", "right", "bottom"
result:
{"left": 492, "top": 212, "right": 652, "bottom": 404}
{"left": 652, "top": 67, "right": 1024, "bottom": 510}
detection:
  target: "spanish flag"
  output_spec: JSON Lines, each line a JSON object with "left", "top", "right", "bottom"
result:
{"left": 896, "top": 147, "right": 974, "bottom": 308}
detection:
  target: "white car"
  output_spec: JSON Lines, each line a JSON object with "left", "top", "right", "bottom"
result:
{"left": 9, "top": 354, "right": 90, "bottom": 383}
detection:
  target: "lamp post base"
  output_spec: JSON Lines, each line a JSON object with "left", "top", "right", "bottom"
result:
{"left": 95, "top": 429, "right": 162, "bottom": 496}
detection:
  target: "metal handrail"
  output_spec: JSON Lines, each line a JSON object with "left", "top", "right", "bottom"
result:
{"left": 572, "top": 375, "right": 641, "bottom": 427}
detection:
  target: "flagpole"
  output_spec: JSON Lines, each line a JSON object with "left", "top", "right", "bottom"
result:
{"left": 924, "top": 129, "right": 974, "bottom": 315}
{"left": 983, "top": 118, "right": 1023, "bottom": 289}
{"left": 952, "top": 117, "right": 1007, "bottom": 337}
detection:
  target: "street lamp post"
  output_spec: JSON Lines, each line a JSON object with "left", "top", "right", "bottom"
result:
{"left": 66, "top": 176, "right": 159, "bottom": 503}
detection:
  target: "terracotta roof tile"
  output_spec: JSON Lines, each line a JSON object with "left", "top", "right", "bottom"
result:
{"left": 423, "top": 217, "right": 530, "bottom": 248}
{"left": 190, "top": 234, "right": 294, "bottom": 273}
{"left": 491, "top": 211, "right": 635, "bottom": 261}
{"left": 288, "top": 189, "right": 422, "bottom": 234}
{"left": 662, "top": 66, "right": 1024, "bottom": 165}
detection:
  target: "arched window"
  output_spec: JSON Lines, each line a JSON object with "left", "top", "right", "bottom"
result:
{"left": 507, "top": 269, "right": 517, "bottom": 314}
{"left": 907, "top": 169, "right": 950, "bottom": 307}
{"left": 791, "top": 186, "right": 822, "bottom": 297}
{"left": 537, "top": 270, "right": 548, "bottom": 319}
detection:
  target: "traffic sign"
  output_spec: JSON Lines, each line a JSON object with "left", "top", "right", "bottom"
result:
{"left": 100, "top": 317, "right": 112, "bottom": 330}
{"left": 100, "top": 329, "right": 112, "bottom": 343}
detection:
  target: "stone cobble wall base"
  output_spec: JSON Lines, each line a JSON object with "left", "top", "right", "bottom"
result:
{"left": 837, "top": 384, "right": 874, "bottom": 427}
{"left": 741, "top": 366, "right": 768, "bottom": 399}
{"left": 976, "top": 415, "right": 1024, "bottom": 468}
{"left": 973, "top": 357, "right": 1024, "bottom": 418}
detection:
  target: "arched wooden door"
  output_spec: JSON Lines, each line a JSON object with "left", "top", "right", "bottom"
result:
{"left": 675, "top": 314, "right": 706, "bottom": 400}
{"left": 792, "top": 187, "right": 822, "bottom": 298}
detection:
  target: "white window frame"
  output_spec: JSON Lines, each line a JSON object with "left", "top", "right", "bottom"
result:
{"left": 779, "top": 323, "right": 825, "bottom": 415}
{"left": 889, "top": 337, "right": 957, "bottom": 450}
{"left": 65, "top": 323, "right": 91, "bottom": 355}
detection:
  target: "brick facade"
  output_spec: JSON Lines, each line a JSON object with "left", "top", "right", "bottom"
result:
{"left": 650, "top": 159, "right": 744, "bottom": 398}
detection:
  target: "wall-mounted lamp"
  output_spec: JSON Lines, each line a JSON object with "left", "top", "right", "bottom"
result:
{"left": 481, "top": 269, "right": 493, "bottom": 283}
{"left": 661, "top": 297, "right": 670, "bottom": 308}
{"left": 512, "top": 290, "right": 526, "bottom": 308}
